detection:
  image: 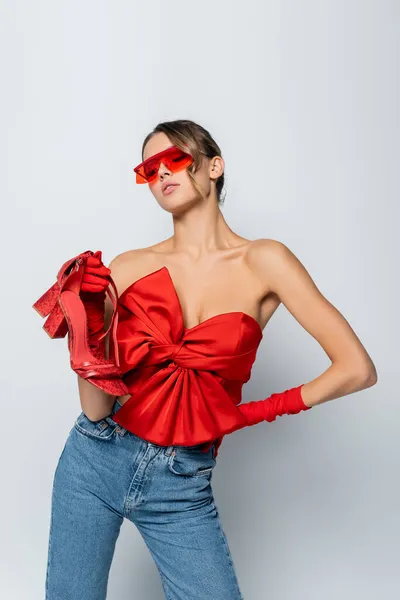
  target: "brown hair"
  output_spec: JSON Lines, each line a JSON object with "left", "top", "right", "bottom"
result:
{"left": 141, "top": 119, "right": 226, "bottom": 205}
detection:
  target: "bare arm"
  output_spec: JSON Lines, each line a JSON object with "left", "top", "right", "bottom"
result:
{"left": 77, "top": 253, "right": 125, "bottom": 421}
{"left": 250, "top": 240, "right": 378, "bottom": 408}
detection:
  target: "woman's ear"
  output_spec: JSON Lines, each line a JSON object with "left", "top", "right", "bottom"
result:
{"left": 209, "top": 156, "right": 224, "bottom": 180}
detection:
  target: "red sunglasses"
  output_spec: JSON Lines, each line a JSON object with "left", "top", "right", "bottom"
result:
{"left": 133, "top": 145, "right": 196, "bottom": 184}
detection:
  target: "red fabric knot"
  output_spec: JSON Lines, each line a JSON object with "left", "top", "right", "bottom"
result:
{"left": 170, "top": 340, "right": 185, "bottom": 360}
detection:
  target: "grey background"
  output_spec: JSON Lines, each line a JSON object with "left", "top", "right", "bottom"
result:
{"left": 1, "top": 1, "right": 399, "bottom": 598}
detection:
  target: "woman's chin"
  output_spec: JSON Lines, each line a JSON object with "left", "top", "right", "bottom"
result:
{"left": 158, "top": 195, "right": 198, "bottom": 215}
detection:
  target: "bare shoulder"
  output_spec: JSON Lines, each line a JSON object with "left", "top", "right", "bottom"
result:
{"left": 106, "top": 243, "right": 168, "bottom": 296}
{"left": 108, "top": 247, "right": 149, "bottom": 274}
{"left": 245, "top": 238, "right": 301, "bottom": 288}
{"left": 246, "top": 237, "right": 294, "bottom": 264}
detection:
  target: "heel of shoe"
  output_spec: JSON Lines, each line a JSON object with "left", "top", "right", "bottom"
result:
{"left": 33, "top": 251, "right": 94, "bottom": 339}
{"left": 33, "top": 281, "right": 68, "bottom": 338}
{"left": 59, "top": 290, "right": 129, "bottom": 396}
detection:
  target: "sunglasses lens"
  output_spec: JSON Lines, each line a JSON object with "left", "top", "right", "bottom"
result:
{"left": 134, "top": 147, "right": 193, "bottom": 184}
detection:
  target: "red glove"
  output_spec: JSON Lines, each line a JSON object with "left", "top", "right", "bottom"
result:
{"left": 79, "top": 251, "right": 111, "bottom": 360}
{"left": 237, "top": 384, "right": 311, "bottom": 427}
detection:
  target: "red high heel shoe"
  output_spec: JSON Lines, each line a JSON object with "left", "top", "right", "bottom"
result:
{"left": 33, "top": 250, "right": 129, "bottom": 396}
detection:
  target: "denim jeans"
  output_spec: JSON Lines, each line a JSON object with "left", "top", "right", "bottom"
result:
{"left": 45, "top": 397, "right": 244, "bottom": 599}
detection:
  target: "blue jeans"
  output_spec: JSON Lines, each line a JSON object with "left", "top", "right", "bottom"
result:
{"left": 45, "top": 398, "right": 244, "bottom": 599}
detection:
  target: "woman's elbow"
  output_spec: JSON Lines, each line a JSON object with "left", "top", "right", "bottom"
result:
{"left": 356, "top": 361, "right": 378, "bottom": 389}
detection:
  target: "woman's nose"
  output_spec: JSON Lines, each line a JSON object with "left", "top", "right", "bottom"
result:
{"left": 158, "top": 161, "right": 171, "bottom": 176}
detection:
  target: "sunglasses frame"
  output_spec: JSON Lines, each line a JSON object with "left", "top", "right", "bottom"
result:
{"left": 133, "top": 145, "right": 196, "bottom": 184}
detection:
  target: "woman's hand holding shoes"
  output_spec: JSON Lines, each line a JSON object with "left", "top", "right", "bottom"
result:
{"left": 80, "top": 251, "right": 111, "bottom": 359}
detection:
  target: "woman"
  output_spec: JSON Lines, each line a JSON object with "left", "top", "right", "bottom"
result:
{"left": 44, "top": 119, "right": 377, "bottom": 599}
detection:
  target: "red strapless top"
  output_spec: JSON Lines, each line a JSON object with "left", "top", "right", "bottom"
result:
{"left": 111, "top": 266, "right": 263, "bottom": 457}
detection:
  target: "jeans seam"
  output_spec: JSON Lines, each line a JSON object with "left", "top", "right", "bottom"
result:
{"left": 210, "top": 497, "right": 244, "bottom": 599}
{"left": 135, "top": 525, "right": 175, "bottom": 600}
{"left": 45, "top": 493, "right": 54, "bottom": 599}
{"left": 135, "top": 448, "right": 162, "bottom": 506}
{"left": 123, "top": 444, "right": 154, "bottom": 517}
{"left": 45, "top": 445, "right": 67, "bottom": 599}
{"left": 158, "top": 569, "right": 175, "bottom": 600}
